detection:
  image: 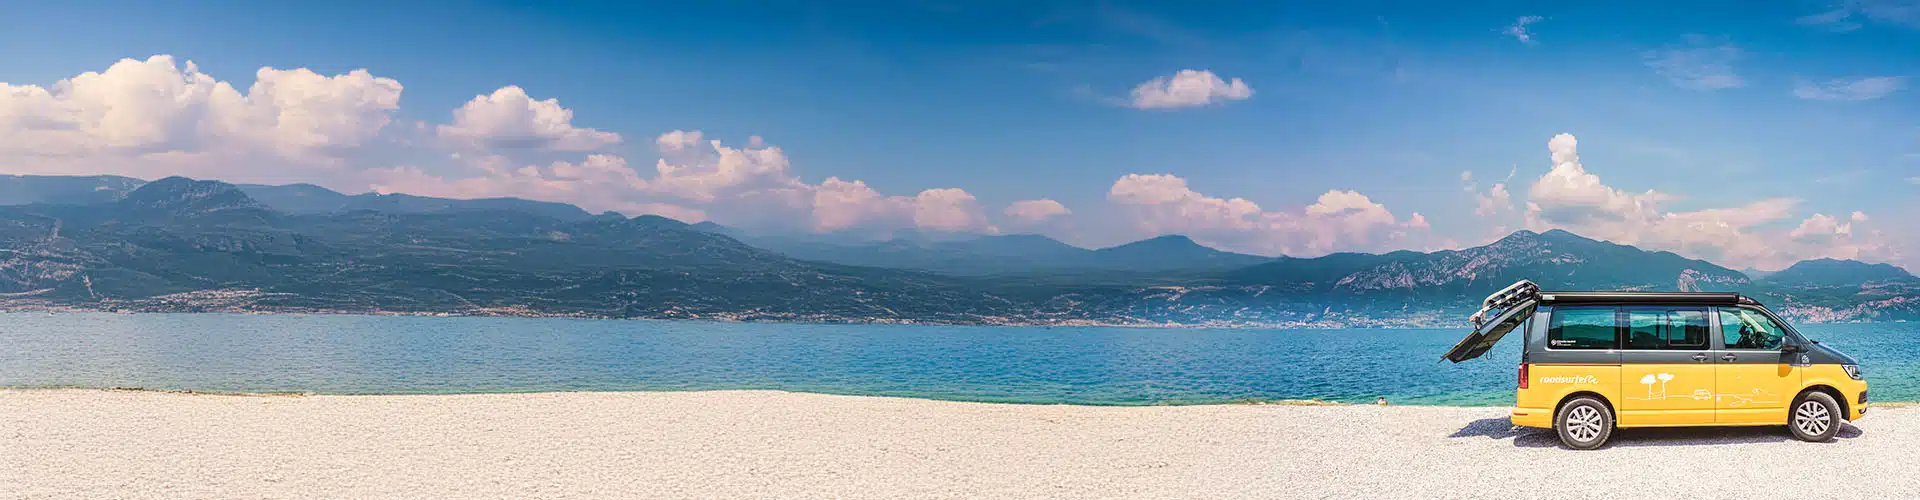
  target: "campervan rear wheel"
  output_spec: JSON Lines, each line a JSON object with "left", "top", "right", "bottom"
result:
{"left": 1554, "top": 397, "right": 1612, "bottom": 450}
{"left": 1788, "top": 392, "right": 1840, "bottom": 442}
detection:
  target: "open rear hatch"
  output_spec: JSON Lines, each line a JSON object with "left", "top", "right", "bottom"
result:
{"left": 1442, "top": 280, "right": 1539, "bottom": 363}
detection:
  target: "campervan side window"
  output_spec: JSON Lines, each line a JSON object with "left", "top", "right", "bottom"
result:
{"left": 1625, "top": 307, "right": 1709, "bottom": 349}
{"left": 1547, "top": 306, "right": 1617, "bottom": 349}
{"left": 1718, "top": 308, "right": 1786, "bottom": 350}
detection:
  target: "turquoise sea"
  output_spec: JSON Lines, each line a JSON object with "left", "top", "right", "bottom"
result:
{"left": 1, "top": 313, "right": 1913, "bottom": 405}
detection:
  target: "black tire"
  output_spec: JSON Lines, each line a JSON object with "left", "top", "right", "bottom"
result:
{"left": 1789, "top": 392, "right": 1841, "bottom": 442}
{"left": 1554, "top": 397, "right": 1613, "bottom": 450}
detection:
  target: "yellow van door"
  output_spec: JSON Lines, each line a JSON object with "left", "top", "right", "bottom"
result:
{"left": 1714, "top": 307, "right": 1798, "bottom": 424}
{"left": 1617, "top": 307, "right": 1716, "bottom": 427}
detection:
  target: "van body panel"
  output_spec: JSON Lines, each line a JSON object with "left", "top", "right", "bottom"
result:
{"left": 1617, "top": 357, "right": 1716, "bottom": 427}
{"left": 1712, "top": 355, "right": 1796, "bottom": 424}
{"left": 1510, "top": 408, "right": 1554, "bottom": 429}
{"left": 1802, "top": 364, "right": 1869, "bottom": 420}
{"left": 1514, "top": 364, "right": 1621, "bottom": 429}
{"left": 1710, "top": 306, "right": 1800, "bottom": 424}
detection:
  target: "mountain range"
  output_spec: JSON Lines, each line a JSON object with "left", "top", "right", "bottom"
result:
{"left": 724, "top": 231, "right": 1270, "bottom": 275}
{"left": 0, "top": 175, "right": 1913, "bottom": 326}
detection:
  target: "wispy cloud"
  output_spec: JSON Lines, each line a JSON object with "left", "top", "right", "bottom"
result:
{"left": 1644, "top": 35, "right": 1745, "bottom": 90}
{"left": 1798, "top": 1, "right": 1920, "bottom": 31}
{"left": 1797, "top": 8, "right": 1864, "bottom": 31}
{"left": 1814, "top": 169, "right": 1870, "bottom": 186}
{"left": 1503, "top": 16, "right": 1545, "bottom": 44}
{"left": 1092, "top": 4, "right": 1207, "bottom": 47}
{"left": 1794, "top": 76, "right": 1906, "bottom": 101}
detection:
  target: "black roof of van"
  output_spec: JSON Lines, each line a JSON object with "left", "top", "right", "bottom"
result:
{"left": 1538, "top": 291, "right": 1757, "bottom": 306}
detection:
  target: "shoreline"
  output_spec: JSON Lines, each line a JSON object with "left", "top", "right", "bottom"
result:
{"left": 6, "top": 389, "right": 1916, "bottom": 499}
{"left": 0, "top": 386, "right": 1413, "bottom": 407}
{"left": 7, "top": 305, "right": 1914, "bottom": 329}
{"left": 8, "top": 386, "right": 1919, "bottom": 408}
{"left": 0, "top": 306, "right": 1471, "bottom": 329}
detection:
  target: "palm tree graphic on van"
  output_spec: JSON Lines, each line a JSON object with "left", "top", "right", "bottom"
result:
{"left": 1639, "top": 373, "right": 1675, "bottom": 400}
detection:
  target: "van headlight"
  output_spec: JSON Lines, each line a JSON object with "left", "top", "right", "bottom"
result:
{"left": 1842, "top": 364, "right": 1863, "bottom": 380}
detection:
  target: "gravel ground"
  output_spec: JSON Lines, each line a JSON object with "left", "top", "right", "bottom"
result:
{"left": 2, "top": 389, "right": 1914, "bottom": 499}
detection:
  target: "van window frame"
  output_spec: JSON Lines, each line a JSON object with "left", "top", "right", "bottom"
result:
{"left": 1621, "top": 305, "right": 1711, "bottom": 351}
{"left": 1710, "top": 305, "right": 1804, "bottom": 352}
{"left": 1542, "top": 305, "right": 1623, "bottom": 351}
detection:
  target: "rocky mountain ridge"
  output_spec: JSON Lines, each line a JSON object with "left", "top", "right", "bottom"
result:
{"left": 0, "top": 175, "right": 1911, "bottom": 325}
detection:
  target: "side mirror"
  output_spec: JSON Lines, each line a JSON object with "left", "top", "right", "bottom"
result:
{"left": 1780, "top": 344, "right": 1802, "bottom": 353}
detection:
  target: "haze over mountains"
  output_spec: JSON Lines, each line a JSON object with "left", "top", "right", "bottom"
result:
{"left": 1, "top": 174, "right": 1913, "bottom": 326}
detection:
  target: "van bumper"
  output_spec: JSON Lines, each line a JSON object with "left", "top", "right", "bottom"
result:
{"left": 1512, "top": 407, "right": 1554, "bottom": 429}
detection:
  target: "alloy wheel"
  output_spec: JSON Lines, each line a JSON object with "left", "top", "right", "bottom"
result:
{"left": 1566, "top": 405, "right": 1604, "bottom": 443}
{"left": 1794, "top": 400, "right": 1832, "bottom": 436}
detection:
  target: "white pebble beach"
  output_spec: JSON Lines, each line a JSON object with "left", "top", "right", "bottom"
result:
{"left": 3, "top": 389, "right": 1913, "bottom": 499}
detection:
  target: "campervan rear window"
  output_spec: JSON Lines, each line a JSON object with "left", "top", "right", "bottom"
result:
{"left": 1548, "top": 306, "right": 1617, "bottom": 349}
{"left": 1625, "top": 307, "right": 1709, "bottom": 349}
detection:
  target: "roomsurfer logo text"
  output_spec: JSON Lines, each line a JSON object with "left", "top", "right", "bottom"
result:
{"left": 1538, "top": 375, "right": 1599, "bottom": 385}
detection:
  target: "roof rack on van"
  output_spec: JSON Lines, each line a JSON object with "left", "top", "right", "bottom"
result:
{"left": 1470, "top": 280, "right": 1538, "bottom": 328}
{"left": 1536, "top": 291, "right": 1757, "bottom": 306}
{"left": 1469, "top": 279, "right": 1763, "bottom": 328}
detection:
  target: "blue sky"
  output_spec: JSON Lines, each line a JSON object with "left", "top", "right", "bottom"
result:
{"left": 1, "top": 0, "right": 1916, "bottom": 270}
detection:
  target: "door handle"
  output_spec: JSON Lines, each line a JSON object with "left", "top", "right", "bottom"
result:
{"left": 1691, "top": 354, "right": 1710, "bottom": 362}
{"left": 1721, "top": 354, "right": 1738, "bottom": 362}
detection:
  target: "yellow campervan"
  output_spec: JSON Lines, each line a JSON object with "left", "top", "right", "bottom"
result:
{"left": 1444, "top": 280, "right": 1868, "bottom": 450}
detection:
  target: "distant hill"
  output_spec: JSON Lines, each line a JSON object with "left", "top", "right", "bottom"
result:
{"left": 1227, "top": 229, "right": 1749, "bottom": 295}
{"left": 0, "top": 175, "right": 598, "bottom": 221}
{"left": 121, "top": 177, "right": 272, "bottom": 220}
{"left": 689, "top": 221, "right": 744, "bottom": 238}
{"left": 731, "top": 229, "right": 1269, "bottom": 275}
{"left": 239, "top": 184, "right": 594, "bottom": 221}
{"left": 1761, "top": 258, "right": 1915, "bottom": 287}
{"left": 741, "top": 233, "right": 1089, "bottom": 275}
{"left": 1748, "top": 259, "right": 1919, "bottom": 323}
{"left": 233, "top": 184, "right": 353, "bottom": 214}
{"left": 0, "top": 174, "right": 143, "bottom": 205}
{"left": 1091, "top": 235, "right": 1271, "bottom": 271}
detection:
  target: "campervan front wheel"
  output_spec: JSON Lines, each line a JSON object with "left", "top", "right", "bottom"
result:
{"left": 1788, "top": 392, "right": 1841, "bottom": 442}
{"left": 1554, "top": 396, "right": 1612, "bottom": 450}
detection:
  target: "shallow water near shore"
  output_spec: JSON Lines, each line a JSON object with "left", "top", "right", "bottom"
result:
{"left": 2, "top": 312, "right": 1913, "bottom": 405}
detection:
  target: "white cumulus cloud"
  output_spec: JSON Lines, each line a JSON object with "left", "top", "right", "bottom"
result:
{"left": 1462, "top": 169, "right": 1516, "bottom": 218}
{"left": 1004, "top": 199, "right": 1071, "bottom": 223}
{"left": 1476, "top": 183, "right": 1513, "bottom": 217}
{"left": 1107, "top": 173, "right": 1429, "bottom": 256}
{"left": 365, "top": 154, "right": 668, "bottom": 217}
{"left": 0, "top": 55, "right": 993, "bottom": 236}
{"left": 912, "top": 188, "right": 993, "bottom": 232}
{"left": 1521, "top": 133, "right": 1895, "bottom": 270}
{"left": 373, "top": 130, "right": 993, "bottom": 235}
{"left": 437, "top": 86, "right": 620, "bottom": 151}
{"left": 0, "top": 55, "right": 402, "bottom": 184}
{"left": 1127, "top": 70, "right": 1253, "bottom": 109}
